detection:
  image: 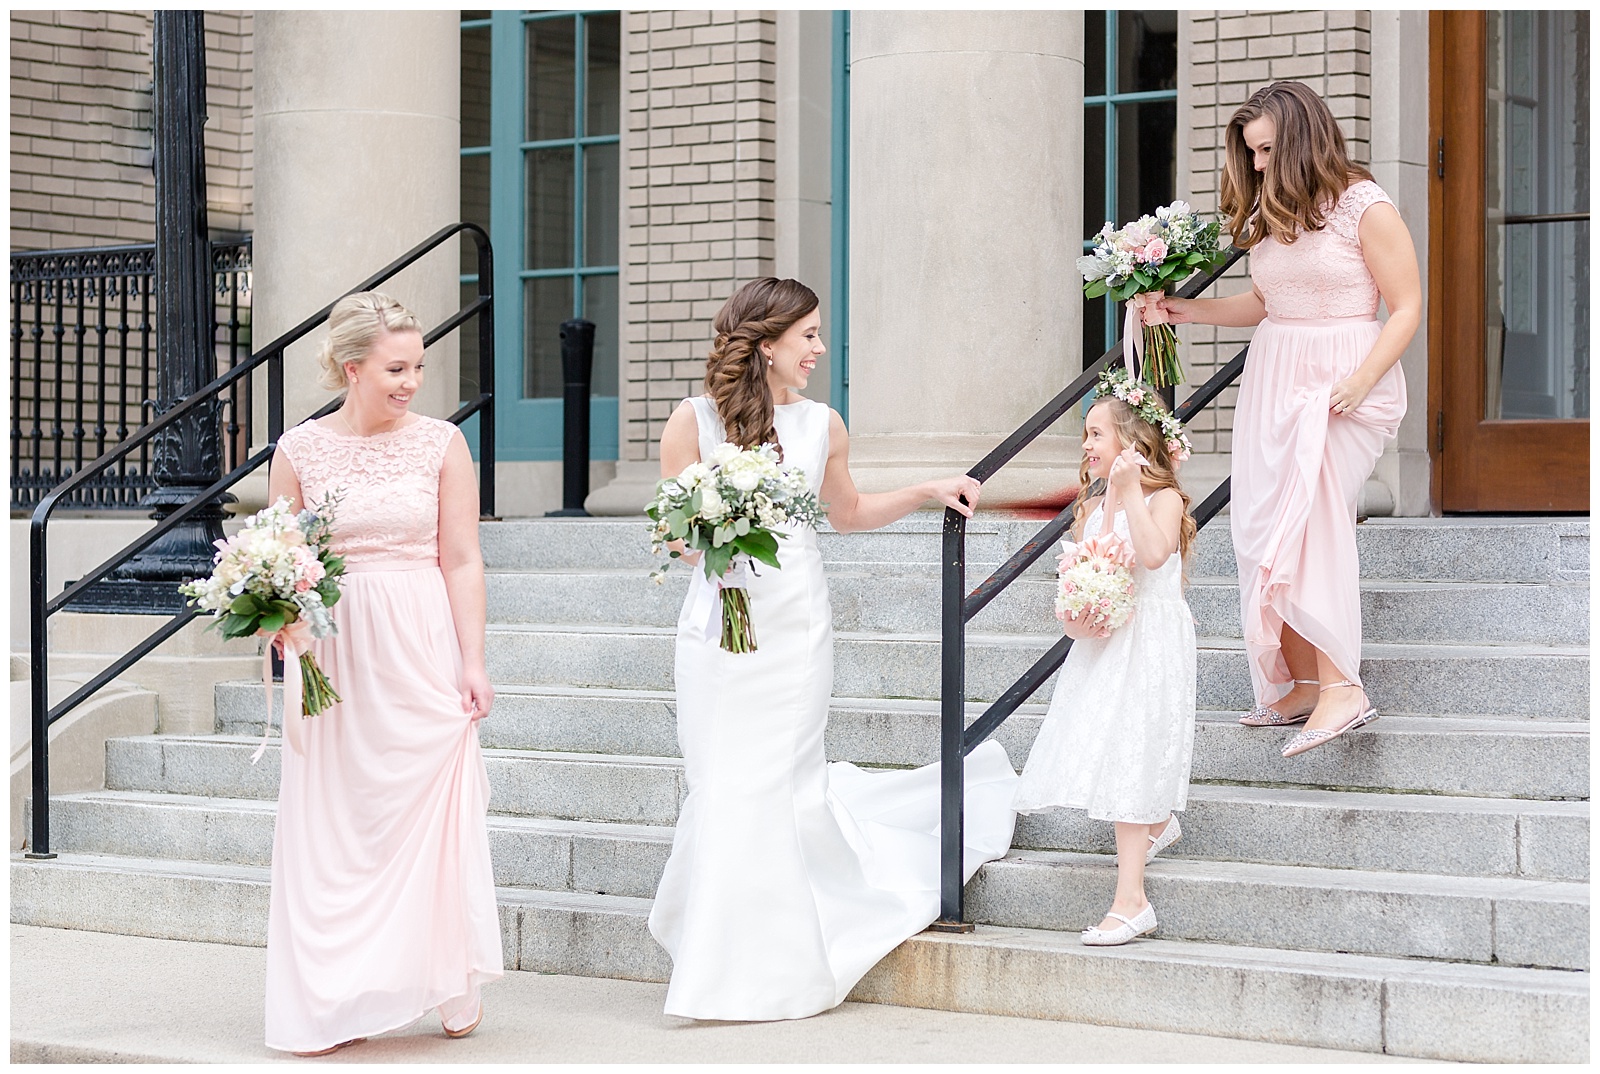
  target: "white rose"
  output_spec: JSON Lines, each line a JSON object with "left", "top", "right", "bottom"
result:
{"left": 700, "top": 487, "right": 727, "bottom": 521}
{"left": 727, "top": 468, "right": 761, "bottom": 492}
{"left": 708, "top": 442, "right": 741, "bottom": 467}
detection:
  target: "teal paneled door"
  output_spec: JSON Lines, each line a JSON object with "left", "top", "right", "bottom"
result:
{"left": 461, "top": 10, "right": 620, "bottom": 462}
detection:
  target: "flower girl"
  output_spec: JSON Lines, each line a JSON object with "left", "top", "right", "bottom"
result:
{"left": 1013, "top": 368, "right": 1198, "bottom": 946}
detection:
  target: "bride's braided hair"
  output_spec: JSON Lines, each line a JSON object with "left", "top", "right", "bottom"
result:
{"left": 705, "top": 278, "right": 819, "bottom": 459}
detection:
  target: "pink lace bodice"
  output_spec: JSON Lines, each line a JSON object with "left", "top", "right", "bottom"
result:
{"left": 1248, "top": 180, "right": 1395, "bottom": 320}
{"left": 275, "top": 416, "right": 458, "bottom": 566}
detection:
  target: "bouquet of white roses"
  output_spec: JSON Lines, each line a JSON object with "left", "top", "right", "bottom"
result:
{"left": 646, "top": 442, "right": 824, "bottom": 653}
{"left": 1077, "top": 200, "right": 1227, "bottom": 388}
{"left": 180, "top": 492, "right": 346, "bottom": 721}
{"left": 1056, "top": 532, "right": 1138, "bottom": 633}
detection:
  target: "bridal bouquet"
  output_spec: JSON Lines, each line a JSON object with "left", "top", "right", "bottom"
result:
{"left": 180, "top": 492, "right": 346, "bottom": 719}
{"left": 646, "top": 443, "right": 823, "bottom": 653}
{"left": 1078, "top": 200, "right": 1227, "bottom": 388}
{"left": 1055, "top": 532, "right": 1138, "bottom": 632}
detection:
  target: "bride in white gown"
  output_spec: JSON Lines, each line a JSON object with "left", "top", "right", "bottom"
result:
{"left": 647, "top": 278, "right": 1019, "bottom": 1022}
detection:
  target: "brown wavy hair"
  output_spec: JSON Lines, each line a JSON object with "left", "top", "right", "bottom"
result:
{"left": 1220, "top": 80, "right": 1373, "bottom": 248}
{"left": 1073, "top": 398, "right": 1197, "bottom": 569}
{"left": 705, "top": 277, "right": 819, "bottom": 456}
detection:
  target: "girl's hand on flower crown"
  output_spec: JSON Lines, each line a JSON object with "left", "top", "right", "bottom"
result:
{"left": 1107, "top": 447, "right": 1146, "bottom": 496}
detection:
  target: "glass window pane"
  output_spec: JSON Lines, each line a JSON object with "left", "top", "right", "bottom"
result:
{"left": 460, "top": 153, "right": 491, "bottom": 277}
{"left": 586, "top": 13, "right": 622, "bottom": 136}
{"left": 1118, "top": 10, "right": 1179, "bottom": 94}
{"left": 582, "top": 273, "right": 619, "bottom": 397}
{"left": 461, "top": 25, "right": 492, "bottom": 147}
{"left": 526, "top": 146, "right": 575, "bottom": 269}
{"left": 1084, "top": 10, "right": 1106, "bottom": 96}
{"left": 1084, "top": 103, "right": 1107, "bottom": 236}
{"left": 1115, "top": 99, "right": 1177, "bottom": 224}
{"left": 1483, "top": 10, "right": 1590, "bottom": 420}
{"left": 527, "top": 17, "right": 576, "bottom": 142}
{"left": 524, "top": 276, "right": 574, "bottom": 399}
{"left": 584, "top": 142, "right": 620, "bottom": 267}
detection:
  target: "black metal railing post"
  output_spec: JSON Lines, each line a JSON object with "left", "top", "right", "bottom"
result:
{"left": 476, "top": 232, "right": 496, "bottom": 519}
{"left": 932, "top": 247, "right": 1252, "bottom": 927}
{"left": 548, "top": 317, "right": 595, "bottom": 517}
{"left": 929, "top": 503, "right": 973, "bottom": 931}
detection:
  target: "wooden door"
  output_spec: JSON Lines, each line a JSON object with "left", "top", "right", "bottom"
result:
{"left": 1431, "top": 11, "right": 1590, "bottom": 512}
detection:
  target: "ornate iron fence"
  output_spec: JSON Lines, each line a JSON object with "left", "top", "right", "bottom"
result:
{"left": 9, "top": 240, "right": 252, "bottom": 511}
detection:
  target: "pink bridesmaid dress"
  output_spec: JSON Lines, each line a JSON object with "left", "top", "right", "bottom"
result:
{"left": 1231, "top": 179, "right": 1407, "bottom": 705}
{"left": 264, "top": 416, "right": 502, "bottom": 1053}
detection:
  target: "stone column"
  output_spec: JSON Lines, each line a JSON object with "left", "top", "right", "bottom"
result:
{"left": 1369, "top": 9, "right": 1432, "bottom": 517}
{"left": 253, "top": 12, "right": 460, "bottom": 438}
{"left": 847, "top": 12, "right": 1084, "bottom": 507}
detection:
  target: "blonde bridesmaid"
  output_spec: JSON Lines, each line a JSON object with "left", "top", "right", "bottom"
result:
{"left": 1157, "top": 81, "right": 1419, "bottom": 758}
{"left": 263, "top": 292, "right": 502, "bottom": 1054}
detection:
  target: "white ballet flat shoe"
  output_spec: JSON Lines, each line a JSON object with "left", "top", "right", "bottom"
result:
{"left": 1081, "top": 903, "right": 1157, "bottom": 946}
{"left": 1145, "top": 815, "right": 1182, "bottom": 864}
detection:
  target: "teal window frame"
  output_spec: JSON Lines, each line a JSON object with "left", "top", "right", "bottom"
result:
{"left": 830, "top": 11, "right": 851, "bottom": 424}
{"left": 461, "top": 9, "right": 620, "bottom": 463}
{"left": 1084, "top": 12, "right": 1180, "bottom": 354}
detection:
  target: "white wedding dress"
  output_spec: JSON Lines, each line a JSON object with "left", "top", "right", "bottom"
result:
{"left": 647, "top": 394, "right": 1019, "bottom": 1022}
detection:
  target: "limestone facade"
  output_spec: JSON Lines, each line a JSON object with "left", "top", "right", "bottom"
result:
{"left": 7, "top": 8, "right": 1444, "bottom": 515}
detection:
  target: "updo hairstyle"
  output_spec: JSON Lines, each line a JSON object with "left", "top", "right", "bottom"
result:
{"left": 705, "top": 278, "right": 819, "bottom": 457}
{"left": 316, "top": 291, "right": 425, "bottom": 391}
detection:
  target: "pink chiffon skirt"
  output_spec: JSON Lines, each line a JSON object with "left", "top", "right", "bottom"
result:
{"left": 264, "top": 561, "right": 503, "bottom": 1053}
{"left": 1230, "top": 316, "right": 1406, "bottom": 705}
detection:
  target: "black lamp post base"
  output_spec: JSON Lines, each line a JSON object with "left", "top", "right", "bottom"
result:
{"left": 544, "top": 507, "right": 591, "bottom": 518}
{"left": 65, "top": 488, "right": 234, "bottom": 615}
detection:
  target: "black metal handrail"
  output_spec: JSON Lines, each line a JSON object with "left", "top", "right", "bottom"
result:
{"left": 25, "top": 221, "right": 496, "bottom": 859}
{"left": 10, "top": 241, "right": 253, "bottom": 511}
{"left": 934, "top": 247, "right": 1249, "bottom": 928}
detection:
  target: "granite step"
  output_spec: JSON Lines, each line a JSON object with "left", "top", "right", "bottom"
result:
{"left": 480, "top": 624, "right": 1591, "bottom": 719}
{"left": 484, "top": 569, "right": 1589, "bottom": 646}
{"left": 479, "top": 515, "right": 1588, "bottom": 585}
{"left": 213, "top": 683, "right": 1592, "bottom": 800}
{"left": 102, "top": 736, "right": 1589, "bottom": 880}
{"left": 41, "top": 791, "right": 1588, "bottom": 971}
{"left": 10, "top": 852, "right": 1587, "bottom": 1062}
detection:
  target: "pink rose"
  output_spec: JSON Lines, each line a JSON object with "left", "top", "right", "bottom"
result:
{"left": 294, "top": 578, "right": 312, "bottom": 593}
{"left": 1144, "top": 238, "right": 1168, "bottom": 262}
{"left": 1128, "top": 388, "right": 1145, "bottom": 405}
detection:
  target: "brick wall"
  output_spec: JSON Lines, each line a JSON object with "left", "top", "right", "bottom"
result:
{"left": 1178, "top": 9, "right": 1372, "bottom": 456}
{"left": 10, "top": 10, "right": 254, "bottom": 251}
{"left": 622, "top": 9, "right": 777, "bottom": 463}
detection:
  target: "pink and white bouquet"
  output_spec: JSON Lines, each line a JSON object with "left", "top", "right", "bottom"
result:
{"left": 1055, "top": 532, "right": 1138, "bottom": 632}
{"left": 180, "top": 491, "right": 346, "bottom": 717}
{"left": 1078, "top": 200, "right": 1227, "bottom": 388}
{"left": 646, "top": 442, "right": 823, "bottom": 653}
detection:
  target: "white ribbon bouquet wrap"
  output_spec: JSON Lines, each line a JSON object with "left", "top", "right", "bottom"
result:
{"left": 646, "top": 443, "right": 824, "bottom": 653}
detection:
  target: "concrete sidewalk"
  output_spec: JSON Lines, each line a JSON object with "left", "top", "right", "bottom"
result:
{"left": 10, "top": 925, "right": 1419, "bottom": 1064}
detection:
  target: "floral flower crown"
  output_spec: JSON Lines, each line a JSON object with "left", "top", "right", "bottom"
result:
{"left": 1094, "top": 365, "right": 1193, "bottom": 463}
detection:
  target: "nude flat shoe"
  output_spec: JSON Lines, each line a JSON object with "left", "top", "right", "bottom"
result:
{"left": 443, "top": 1000, "right": 484, "bottom": 1039}
{"left": 1281, "top": 680, "right": 1379, "bottom": 758}
{"left": 1238, "top": 679, "right": 1320, "bottom": 726}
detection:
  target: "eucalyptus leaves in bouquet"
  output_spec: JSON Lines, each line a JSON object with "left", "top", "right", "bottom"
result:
{"left": 647, "top": 442, "right": 824, "bottom": 653}
{"left": 1078, "top": 200, "right": 1229, "bottom": 388}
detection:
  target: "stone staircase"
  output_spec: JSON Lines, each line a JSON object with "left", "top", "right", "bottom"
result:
{"left": 12, "top": 514, "right": 1590, "bottom": 1062}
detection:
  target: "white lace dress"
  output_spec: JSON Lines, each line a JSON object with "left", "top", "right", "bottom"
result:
{"left": 1012, "top": 494, "right": 1197, "bottom": 824}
